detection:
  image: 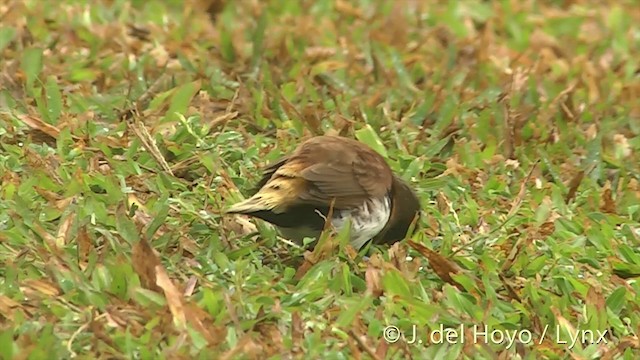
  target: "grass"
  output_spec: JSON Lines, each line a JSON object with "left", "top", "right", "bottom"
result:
{"left": 1, "top": 0, "right": 640, "bottom": 359}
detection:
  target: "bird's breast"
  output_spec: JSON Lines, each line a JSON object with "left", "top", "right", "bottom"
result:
{"left": 278, "top": 196, "right": 392, "bottom": 250}
{"left": 332, "top": 196, "right": 392, "bottom": 250}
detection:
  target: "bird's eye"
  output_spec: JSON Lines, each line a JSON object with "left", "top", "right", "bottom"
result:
{"left": 271, "top": 184, "right": 281, "bottom": 190}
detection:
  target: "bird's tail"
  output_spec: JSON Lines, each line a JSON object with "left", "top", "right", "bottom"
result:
{"left": 225, "top": 194, "right": 274, "bottom": 214}
{"left": 225, "top": 191, "right": 279, "bottom": 215}
{"left": 227, "top": 175, "right": 301, "bottom": 215}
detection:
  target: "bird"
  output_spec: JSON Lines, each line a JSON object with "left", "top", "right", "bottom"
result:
{"left": 226, "top": 135, "right": 421, "bottom": 250}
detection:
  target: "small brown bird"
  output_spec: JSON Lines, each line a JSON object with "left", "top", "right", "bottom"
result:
{"left": 226, "top": 135, "right": 421, "bottom": 250}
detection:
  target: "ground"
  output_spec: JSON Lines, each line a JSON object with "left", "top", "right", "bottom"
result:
{"left": 1, "top": 0, "right": 640, "bottom": 359}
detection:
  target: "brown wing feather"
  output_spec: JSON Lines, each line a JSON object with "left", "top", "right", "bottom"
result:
{"left": 290, "top": 136, "right": 393, "bottom": 208}
{"left": 247, "top": 135, "right": 394, "bottom": 210}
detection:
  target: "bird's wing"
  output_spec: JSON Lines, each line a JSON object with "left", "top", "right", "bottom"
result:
{"left": 299, "top": 161, "right": 388, "bottom": 204}
{"left": 292, "top": 139, "right": 393, "bottom": 208}
{"left": 246, "top": 136, "right": 393, "bottom": 210}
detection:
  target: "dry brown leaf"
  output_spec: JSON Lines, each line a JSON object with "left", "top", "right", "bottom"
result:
{"left": 331, "top": 114, "right": 354, "bottom": 136}
{"left": 55, "top": 212, "right": 75, "bottom": 249}
{"left": 93, "top": 135, "right": 128, "bottom": 149}
{"left": 132, "top": 237, "right": 162, "bottom": 292}
{"left": 183, "top": 276, "right": 198, "bottom": 297}
{"left": 585, "top": 285, "right": 605, "bottom": 312}
{"left": 21, "top": 279, "right": 60, "bottom": 297}
{"left": 348, "top": 330, "right": 383, "bottom": 360}
{"left": 347, "top": 337, "right": 361, "bottom": 360}
{"left": 610, "top": 274, "right": 638, "bottom": 295}
{"left": 538, "top": 220, "right": 556, "bottom": 237}
{"left": 530, "top": 28, "right": 561, "bottom": 52}
{"left": 77, "top": 224, "right": 92, "bottom": 268}
{"left": 32, "top": 187, "right": 74, "bottom": 210}
{"left": 252, "top": 311, "right": 285, "bottom": 357}
{"left": 388, "top": 242, "right": 407, "bottom": 269}
{"left": 335, "top": 0, "right": 364, "bottom": 19}
{"left": 126, "top": 116, "right": 174, "bottom": 176}
{"left": 18, "top": 114, "right": 61, "bottom": 139}
{"left": 343, "top": 245, "right": 358, "bottom": 261}
{"left": 407, "top": 240, "right": 464, "bottom": 291}
{"left": 550, "top": 307, "right": 579, "bottom": 348}
{"left": 503, "top": 105, "right": 516, "bottom": 159}
{"left": 184, "top": 303, "right": 226, "bottom": 346}
{"left": 600, "top": 186, "right": 617, "bottom": 214}
{"left": 155, "top": 265, "right": 187, "bottom": 329}
{"left": 585, "top": 123, "right": 598, "bottom": 140}
{"left": 435, "top": 192, "right": 450, "bottom": 215}
{"left": 24, "top": 147, "right": 64, "bottom": 185}
{"left": 222, "top": 216, "right": 258, "bottom": 237}
{"left": 206, "top": 111, "right": 239, "bottom": 132}
{"left": 374, "top": 337, "right": 390, "bottom": 360}
{"left": 388, "top": 242, "right": 422, "bottom": 281}
{"left": 291, "top": 311, "right": 304, "bottom": 355}
{"left": 33, "top": 187, "right": 61, "bottom": 202}
{"left": 219, "top": 334, "right": 263, "bottom": 360}
{"left": 179, "top": 234, "right": 201, "bottom": 256}
{"left": 601, "top": 335, "right": 640, "bottom": 360}
{"left": 0, "top": 294, "right": 26, "bottom": 321}
{"left": 501, "top": 235, "right": 529, "bottom": 272}
{"left": 294, "top": 251, "right": 317, "bottom": 280}
{"left": 295, "top": 212, "right": 339, "bottom": 280}
{"left": 365, "top": 263, "right": 383, "bottom": 297}
{"left": 613, "top": 133, "right": 632, "bottom": 158}
{"left": 55, "top": 197, "right": 76, "bottom": 210}
{"left": 565, "top": 169, "right": 585, "bottom": 204}
{"left": 583, "top": 62, "right": 600, "bottom": 104}
{"left": 304, "top": 46, "right": 336, "bottom": 61}
{"left": 31, "top": 222, "right": 58, "bottom": 251}
{"left": 440, "top": 156, "right": 466, "bottom": 178}
{"left": 87, "top": 315, "right": 119, "bottom": 353}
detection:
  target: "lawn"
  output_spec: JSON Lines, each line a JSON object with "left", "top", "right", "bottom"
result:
{"left": 1, "top": 0, "right": 639, "bottom": 359}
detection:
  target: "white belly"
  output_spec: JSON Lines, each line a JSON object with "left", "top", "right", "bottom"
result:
{"left": 332, "top": 196, "right": 392, "bottom": 249}
{"left": 279, "top": 197, "right": 392, "bottom": 250}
